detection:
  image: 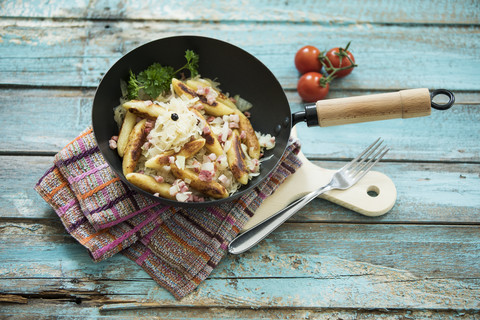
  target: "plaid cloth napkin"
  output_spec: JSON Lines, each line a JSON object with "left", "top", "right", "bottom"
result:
{"left": 35, "top": 127, "right": 302, "bottom": 299}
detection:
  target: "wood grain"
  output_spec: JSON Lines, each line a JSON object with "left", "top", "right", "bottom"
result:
{"left": 0, "top": 19, "right": 479, "bottom": 91}
{"left": 1, "top": 0, "right": 478, "bottom": 25}
{"left": 1, "top": 89, "right": 479, "bottom": 163}
{"left": 2, "top": 155, "right": 479, "bottom": 223}
{"left": 314, "top": 88, "right": 432, "bottom": 126}
{"left": 2, "top": 301, "right": 478, "bottom": 319}
{"left": 1, "top": 221, "right": 479, "bottom": 309}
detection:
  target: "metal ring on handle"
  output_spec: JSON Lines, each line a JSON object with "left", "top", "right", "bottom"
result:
{"left": 431, "top": 89, "right": 455, "bottom": 110}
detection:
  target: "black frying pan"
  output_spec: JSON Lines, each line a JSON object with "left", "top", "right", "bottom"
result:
{"left": 92, "top": 35, "right": 454, "bottom": 207}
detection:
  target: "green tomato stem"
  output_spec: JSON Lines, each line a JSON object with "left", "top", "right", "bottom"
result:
{"left": 317, "top": 41, "right": 357, "bottom": 80}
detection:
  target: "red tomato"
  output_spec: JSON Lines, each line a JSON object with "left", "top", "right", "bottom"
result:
{"left": 294, "top": 45, "right": 322, "bottom": 74}
{"left": 324, "top": 44, "right": 356, "bottom": 78}
{"left": 297, "top": 72, "right": 329, "bottom": 102}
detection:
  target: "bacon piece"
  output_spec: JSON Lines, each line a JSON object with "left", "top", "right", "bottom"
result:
{"left": 203, "top": 125, "right": 211, "bottom": 135}
{"left": 199, "top": 170, "right": 214, "bottom": 182}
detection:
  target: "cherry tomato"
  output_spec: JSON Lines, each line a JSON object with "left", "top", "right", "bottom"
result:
{"left": 297, "top": 72, "right": 329, "bottom": 102}
{"left": 294, "top": 45, "right": 322, "bottom": 74}
{"left": 324, "top": 44, "right": 356, "bottom": 78}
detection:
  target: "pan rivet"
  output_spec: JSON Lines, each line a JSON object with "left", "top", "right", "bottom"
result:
{"left": 274, "top": 124, "right": 282, "bottom": 134}
{"left": 283, "top": 117, "right": 290, "bottom": 127}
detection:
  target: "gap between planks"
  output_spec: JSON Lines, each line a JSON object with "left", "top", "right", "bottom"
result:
{"left": 1, "top": 217, "right": 479, "bottom": 227}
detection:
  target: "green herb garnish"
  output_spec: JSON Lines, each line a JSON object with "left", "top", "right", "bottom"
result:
{"left": 127, "top": 50, "right": 200, "bottom": 100}
{"left": 184, "top": 49, "right": 199, "bottom": 78}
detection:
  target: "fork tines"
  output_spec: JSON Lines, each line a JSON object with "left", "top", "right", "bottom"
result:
{"left": 345, "top": 138, "right": 389, "bottom": 181}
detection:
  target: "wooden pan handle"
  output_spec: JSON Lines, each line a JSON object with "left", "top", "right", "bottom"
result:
{"left": 314, "top": 88, "right": 431, "bottom": 127}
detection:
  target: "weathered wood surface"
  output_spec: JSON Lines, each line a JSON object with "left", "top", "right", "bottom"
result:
{"left": 2, "top": 0, "right": 478, "bottom": 24}
{"left": 1, "top": 88, "right": 479, "bottom": 162}
{"left": 1, "top": 220, "right": 480, "bottom": 309}
{"left": 2, "top": 156, "right": 479, "bottom": 224}
{"left": 1, "top": 19, "right": 479, "bottom": 91}
{"left": 1, "top": 0, "right": 479, "bottom": 318}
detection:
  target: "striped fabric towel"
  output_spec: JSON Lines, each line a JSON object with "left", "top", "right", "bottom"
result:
{"left": 35, "top": 127, "right": 302, "bottom": 299}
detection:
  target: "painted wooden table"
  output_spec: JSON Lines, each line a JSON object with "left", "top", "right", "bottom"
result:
{"left": 1, "top": 1, "right": 479, "bottom": 318}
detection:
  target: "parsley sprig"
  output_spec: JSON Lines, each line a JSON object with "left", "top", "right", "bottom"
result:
{"left": 127, "top": 50, "right": 200, "bottom": 100}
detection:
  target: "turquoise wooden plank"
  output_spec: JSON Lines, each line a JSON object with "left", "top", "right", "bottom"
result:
{"left": 2, "top": 220, "right": 478, "bottom": 281}
{"left": 0, "top": 88, "right": 93, "bottom": 153}
{"left": 1, "top": 223, "right": 479, "bottom": 309}
{"left": 1, "top": 0, "right": 478, "bottom": 25}
{"left": 2, "top": 221, "right": 479, "bottom": 280}
{"left": 2, "top": 155, "right": 479, "bottom": 224}
{"left": 1, "top": 88, "right": 478, "bottom": 162}
{"left": 1, "top": 19, "right": 479, "bottom": 90}
{"left": 0, "top": 156, "right": 55, "bottom": 219}
{"left": 2, "top": 302, "right": 477, "bottom": 320}
{"left": 3, "top": 276, "right": 478, "bottom": 310}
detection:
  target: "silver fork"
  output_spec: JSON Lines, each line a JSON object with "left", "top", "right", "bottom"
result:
{"left": 228, "top": 138, "right": 389, "bottom": 254}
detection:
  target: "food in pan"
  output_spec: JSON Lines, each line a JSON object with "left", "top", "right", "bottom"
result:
{"left": 110, "top": 52, "right": 275, "bottom": 202}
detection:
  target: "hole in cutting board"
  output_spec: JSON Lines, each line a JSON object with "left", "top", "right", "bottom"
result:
{"left": 367, "top": 185, "right": 380, "bottom": 197}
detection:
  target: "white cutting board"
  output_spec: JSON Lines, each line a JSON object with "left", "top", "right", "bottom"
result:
{"left": 242, "top": 132, "right": 397, "bottom": 231}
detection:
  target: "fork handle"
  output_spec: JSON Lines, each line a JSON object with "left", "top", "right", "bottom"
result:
{"left": 311, "top": 88, "right": 431, "bottom": 127}
{"left": 228, "top": 185, "right": 332, "bottom": 254}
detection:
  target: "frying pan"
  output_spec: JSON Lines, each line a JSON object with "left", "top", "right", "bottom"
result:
{"left": 92, "top": 35, "right": 454, "bottom": 207}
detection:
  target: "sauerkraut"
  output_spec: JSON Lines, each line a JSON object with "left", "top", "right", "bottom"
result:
{"left": 113, "top": 77, "right": 276, "bottom": 202}
{"left": 145, "top": 97, "right": 202, "bottom": 157}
